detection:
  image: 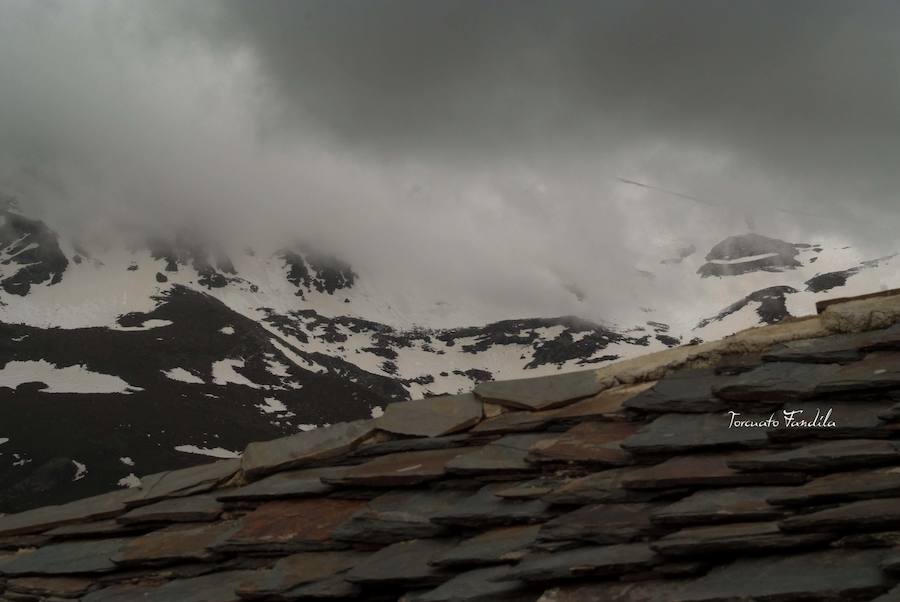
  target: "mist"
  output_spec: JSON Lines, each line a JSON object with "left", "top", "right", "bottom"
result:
{"left": 2, "top": 0, "right": 899, "bottom": 324}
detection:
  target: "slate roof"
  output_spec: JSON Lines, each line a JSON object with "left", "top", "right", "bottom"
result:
{"left": 5, "top": 290, "right": 900, "bottom": 601}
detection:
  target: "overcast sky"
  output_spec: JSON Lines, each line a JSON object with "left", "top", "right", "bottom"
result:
{"left": 1, "top": 1, "right": 899, "bottom": 323}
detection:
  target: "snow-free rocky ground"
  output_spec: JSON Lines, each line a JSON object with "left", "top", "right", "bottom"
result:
{"left": 2, "top": 196, "right": 899, "bottom": 511}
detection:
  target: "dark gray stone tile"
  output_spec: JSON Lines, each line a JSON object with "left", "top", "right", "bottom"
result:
{"left": 234, "top": 550, "right": 365, "bottom": 598}
{"left": 544, "top": 469, "right": 668, "bottom": 505}
{"left": 651, "top": 487, "right": 788, "bottom": 526}
{"left": 502, "top": 543, "right": 657, "bottom": 582}
{"left": 376, "top": 393, "right": 483, "bottom": 437}
{"left": 780, "top": 498, "right": 900, "bottom": 533}
{"left": 111, "top": 521, "right": 239, "bottom": 566}
{"left": 768, "top": 468, "right": 900, "bottom": 507}
{"left": 131, "top": 459, "right": 241, "bottom": 506}
{"left": 623, "top": 370, "right": 731, "bottom": 414}
{"left": 0, "top": 489, "right": 138, "bottom": 537}
{"left": 623, "top": 454, "right": 806, "bottom": 490}
{"left": 474, "top": 370, "right": 604, "bottom": 411}
{"left": 0, "top": 537, "right": 129, "bottom": 575}
{"left": 447, "top": 435, "right": 549, "bottom": 476}
{"left": 332, "top": 490, "right": 469, "bottom": 544}
{"left": 538, "top": 503, "right": 658, "bottom": 544}
{"left": 432, "top": 525, "right": 540, "bottom": 567}
{"left": 323, "top": 448, "right": 468, "bottom": 487}
{"left": 727, "top": 439, "right": 900, "bottom": 473}
{"left": 413, "top": 566, "right": 529, "bottom": 602}
{"left": 345, "top": 538, "right": 456, "bottom": 587}
{"left": 430, "top": 484, "right": 553, "bottom": 528}
{"left": 216, "top": 467, "right": 345, "bottom": 502}
{"left": 621, "top": 414, "right": 769, "bottom": 455}
{"left": 652, "top": 522, "right": 832, "bottom": 557}
{"left": 241, "top": 420, "right": 376, "bottom": 481}
{"left": 117, "top": 494, "right": 223, "bottom": 525}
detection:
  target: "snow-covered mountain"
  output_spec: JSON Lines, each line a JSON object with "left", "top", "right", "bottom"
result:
{"left": 2, "top": 196, "right": 899, "bottom": 511}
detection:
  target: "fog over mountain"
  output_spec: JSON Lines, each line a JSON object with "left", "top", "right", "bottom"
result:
{"left": 1, "top": 0, "right": 900, "bottom": 324}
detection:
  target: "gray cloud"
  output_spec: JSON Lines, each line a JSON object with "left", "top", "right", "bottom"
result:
{"left": 1, "top": 1, "right": 899, "bottom": 324}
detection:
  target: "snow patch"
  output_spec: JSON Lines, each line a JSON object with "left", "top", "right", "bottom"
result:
{"left": 370, "top": 405, "right": 384, "bottom": 419}
{"left": 174, "top": 444, "right": 242, "bottom": 459}
{"left": 0, "top": 438, "right": 8, "bottom": 445}
{"left": 72, "top": 460, "right": 87, "bottom": 481}
{"left": 298, "top": 424, "right": 318, "bottom": 432}
{"left": 119, "top": 456, "right": 134, "bottom": 466}
{"left": 162, "top": 367, "right": 205, "bottom": 385}
{"left": 118, "top": 473, "right": 141, "bottom": 488}
{"left": 211, "top": 358, "right": 259, "bottom": 388}
{"left": 219, "top": 326, "right": 235, "bottom": 335}
{"left": 256, "top": 396, "right": 288, "bottom": 414}
{"left": 0, "top": 360, "right": 137, "bottom": 394}
{"left": 111, "top": 319, "right": 173, "bottom": 331}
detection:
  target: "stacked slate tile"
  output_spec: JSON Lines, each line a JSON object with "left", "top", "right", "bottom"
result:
{"left": 6, "top": 292, "right": 900, "bottom": 600}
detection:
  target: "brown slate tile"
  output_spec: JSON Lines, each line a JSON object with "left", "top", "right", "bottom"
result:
{"left": 651, "top": 487, "right": 788, "bottom": 526}
{"left": 82, "top": 569, "right": 258, "bottom": 602}
{"left": 780, "top": 498, "right": 900, "bottom": 533}
{"left": 528, "top": 422, "right": 639, "bottom": 466}
{"left": 375, "top": 393, "right": 483, "bottom": 437}
{"left": 621, "top": 414, "right": 769, "bottom": 455}
{"left": 727, "top": 438, "right": 900, "bottom": 472}
{"left": 4, "top": 576, "right": 94, "bottom": 598}
{"left": 538, "top": 503, "right": 659, "bottom": 545}
{"left": 332, "top": 489, "right": 469, "bottom": 545}
{"left": 216, "top": 498, "right": 365, "bottom": 553}
{"left": 537, "top": 581, "right": 690, "bottom": 602}
{"left": 241, "top": 420, "right": 376, "bottom": 481}
{"left": 474, "top": 369, "right": 604, "bottom": 411}
{"left": 111, "top": 521, "right": 239, "bottom": 566}
{"left": 234, "top": 550, "right": 365, "bottom": 599}
{"left": 502, "top": 543, "right": 658, "bottom": 582}
{"left": 674, "top": 549, "right": 890, "bottom": 601}
{"left": 278, "top": 575, "right": 361, "bottom": 600}
{"left": 0, "top": 537, "right": 130, "bottom": 576}
{"left": 323, "top": 447, "right": 468, "bottom": 487}
{"left": 351, "top": 433, "right": 474, "bottom": 457}
{"left": 652, "top": 522, "right": 832, "bottom": 557}
{"left": 768, "top": 467, "right": 900, "bottom": 507}
{"left": 430, "top": 484, "right": 553, "bottom": 528}
{"left": 0, "top": 489, "right": 138, "bottom": 537}
{"left": 345, "top": 538, "right": 457, "bottom": 587}
{"left": 543, "top": 469, "right": 670, "bottom": 505}
{"left": 117, "top": 494, "right": 223, "bottom": 525}
{"left": 622, "top": 454, "right": 807, "bottom": 490}
{"left": 432, "top": 525, "right": 540, "bottom": 567}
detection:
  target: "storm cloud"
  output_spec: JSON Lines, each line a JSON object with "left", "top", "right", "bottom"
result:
{"left": 1, "top": 1, "right": 899, "bottom": 323}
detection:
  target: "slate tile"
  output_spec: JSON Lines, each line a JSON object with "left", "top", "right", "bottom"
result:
{"left": 494, "top": 477, "right": 564, "bottom": 500}
{"left": 528, "top": 422, "right": 639, "bottom": 466}
{"left": 45, "top": 519, "right": 145, "bottom": 539}
{"left": 352, "top": 434, "right": 473, "bottom": 457}
{"left": 714, "top": 353, "right": 900, "bottom": 402}
{"left": 216, "top": 467, "right": 345, "bottom": 503}
{"left": 652, "top": 522, "right": 832, "bottom": 557}
{"left": 543, "top": 469, "right": 669, "bottom": 505}
{"left": 623, "top": 370, "right": 732, "bottom": 414}
{"left": 727, "top": 438, "right": 900, "bottom": 472}
{"left": 768, "top": 467, "right": 900, "bottom": 507}
{"left": 323, "top": 448, "right": 468, "bottom": 487}
{"left": 502, "top": 543, "right": 658, "bottom": 582}
{"left": 538, "top": 503, "right": 659, "bottom": 544}
{"left": 762, "top": 333, "right": 869, "bottom": 364}
{"left": 413, "top": 566, "right": 529, "bottom": 602}
{"left": 234, "top": 550, "right": 365, "bottom": 599}
{"left": 376, "top": 393, "right": 483, "bottom": 437}
{"left": 0, "top": 538, "right": 129, "bottom": 576}
{"left": 332, "top": 490, "right": 470, "bottom": 544}
{"left": 0, "top": 489, "right": 138, "bottom": 537}
{"left": 621, "top": 414, "right": 769, "bottom": 455}
{"left": 117, "top": 494, "right": 223, "bottom": 525}
{"left": 767, "top": 401, "right": 896, "bottom": 441}
{"left": 871, "top": 584, "right": 900, "bottom": 602}
{"left": 432, "top": 525, "right": 540, "bottom": 567}
{"left": 345, "top": 538, "right": 456, "bottom": 587}
{"left": 474, "top": 370, "right": 604, "bottom": 411}
{"left": 130, "top": 459, "right": 241, "bottom": 507}
{"left": 216, "top": 498, "right": 365, "bottom": 553}
{"left": 622, "top": 454, "right": 806, "bottom": 490}
{"left": 472, "top": 382, "right": 651, "bottom": 435}
{"left": 651, "top": 487, "right": 788, "bottom": 526}
{"left": 780, "top": 498, "right": 900, "bottom": 533}
{"left": 430, "top": 484, "right": 553, "bottom": 528}
{"left": 83, "top": 569, "right": 258, "bottom": 602}
{"left": 241, "top": 420, "right": 376, "bottom": 481}
{"left": 279, "top": 575, "right": 361, "bottom": 600}
{"left": 111, "top": 521, "right": 239, "bottom": 566}
{"left": 4, "top": 576, "right": 94, "bottom": 598}
{"left": 447, "top": 435, "right": 550, "bottom": 476}
{"left": 537, "top": 581, "right": 690, "bottom": 602}
{"left": 674, "top": 549, "right": 889, "bottom": 601}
